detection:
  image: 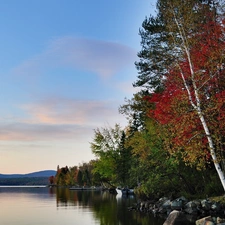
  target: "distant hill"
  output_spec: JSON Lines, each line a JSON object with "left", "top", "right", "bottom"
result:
{"left": 0, "top": 170, "right": 56, "bottom": 179}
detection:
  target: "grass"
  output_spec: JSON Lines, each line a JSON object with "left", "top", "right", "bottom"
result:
{"left": 209, "top": 195, "right": 225, "bottom": 204}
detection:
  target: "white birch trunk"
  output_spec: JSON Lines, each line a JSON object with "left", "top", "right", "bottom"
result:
{"left": 172, "top": 13, "right": 225, "bottom": 191}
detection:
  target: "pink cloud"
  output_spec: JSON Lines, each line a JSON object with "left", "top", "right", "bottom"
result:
{"left": 0, "top": 97, "right": 126, "bottom": 141}
{"left": 21, "top": 97, "right": 122, "bottom": 125}
{"left": 0, "top": 122, "right": 91, "bottom": 141}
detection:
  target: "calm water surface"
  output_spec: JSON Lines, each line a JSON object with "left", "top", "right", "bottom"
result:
{"left": 0, "top": 186, "right": 166, "bottom": 225}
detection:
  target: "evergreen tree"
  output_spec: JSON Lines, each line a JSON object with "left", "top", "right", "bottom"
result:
{"left": 135, "top": 0, "right": 225, "bottom": 191}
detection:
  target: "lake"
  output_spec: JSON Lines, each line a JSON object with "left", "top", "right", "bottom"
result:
{"left": 0, "top": 186, "right": 167, "bottom": 225}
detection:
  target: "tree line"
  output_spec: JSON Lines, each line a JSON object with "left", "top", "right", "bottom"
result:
{"left": 49, "top": 163, "right": 98, "bottom": 187}
{"left": 0, "top": 177, "right": 50, "bottom": 185}
{"left": 52, "top": 0, "right": 225, "bottom": 199}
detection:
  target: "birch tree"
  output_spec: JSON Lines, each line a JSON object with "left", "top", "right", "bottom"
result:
{"left": 135, "top": 0, "right": 225, "bottom": 191}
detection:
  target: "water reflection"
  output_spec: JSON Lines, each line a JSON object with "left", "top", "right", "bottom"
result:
{"left": 53, "top": 188, "right": 166, "bottom": 225}
{"left": 0, "top": 186, "right": 166, "bottom": 225}
{"left": 54, "top": 188, "right": 101, "bottom": 207}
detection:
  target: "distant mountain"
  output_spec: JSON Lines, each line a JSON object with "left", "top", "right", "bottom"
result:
{"left": 0, "top": 170, "right": 56, "bottom": 179}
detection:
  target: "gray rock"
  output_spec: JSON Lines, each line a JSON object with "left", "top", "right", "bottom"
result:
{"left": 217, "top": 216, "right": 225, "bottom": 224}
{"left": 195, "top": 216, "right": 215, "bottom": 225}
{"left": 211, "top": 202, "right": 221, "bottom": 212}
{"left": 163, "top": 210, "right": 185, "bottom": 225}
{"left": 201, "top": 199, "right": 212, "bottom": 211}
{"left": 163, "top": 200, "right": 172, "bottom": 209}
{"left": 184, "top": 201, "right": 198, "bottom": 214}
{"left": 159, "top": 206, "right": 169, "bottom": 214}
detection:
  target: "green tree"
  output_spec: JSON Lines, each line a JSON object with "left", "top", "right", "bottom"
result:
{"left": 79, "top": 162, "right": 95, "bottom": 186}
{"left": 115, "top": 131, "right": 134, "bottom": 187}
{"left": 135, "top": 0, "right": 225, "bottom": 191}
{"left": 68, "top": 166, "right": 79, "bottom": 186}
{"left": 119, "top": 91, "right": 153, "bottom": 133}
{"left": 90, "top": 124, "right": 128, "bottom": 187}
{"left": 77, "top": 170, "right": 83, "bottom": 186}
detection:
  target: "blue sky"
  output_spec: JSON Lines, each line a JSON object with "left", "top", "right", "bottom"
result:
{"left": 0, "top": 0, "right": 156, "bottom": 174}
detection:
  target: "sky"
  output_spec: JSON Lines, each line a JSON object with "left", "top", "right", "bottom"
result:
{"left": 0, "top": 0, "right": 156, "bottom": 174}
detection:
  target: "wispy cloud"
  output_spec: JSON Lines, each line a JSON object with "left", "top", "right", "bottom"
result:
{"left": 21, "top": 97, "right": 122, "bottom": 125}
{"left": 4, "top": 36, "right": 135, "bottom": 142}
{"left": 0, "top": 97, "right": 126, "bottom": 141}
{"left": 12, "top": 36, "right": 137, "bottom": 79}
{"left": 0, "top": 123, "right": 86, "bottom": 141}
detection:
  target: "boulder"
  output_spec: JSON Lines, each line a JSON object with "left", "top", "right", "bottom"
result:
{"left": 211, "top": 202, "right": 222, "bottom": 212}
{"left": 136, "top": 195, "right": 225, "bottom": 224}
{"left": 158, "top": 199, "right": 171, "bottom": 214}
{"left": 201, "top": 199, "right": 212, "bottom": 211}
{"left": 171, "top": 196, "right": 187, "bottom": 210}
{"left": 217, "top": 216, "right": 225, "bottom": 224}
{"left": 163, "top": 210, "right": 185, "bottom": 225}
{"left": 153, "top": 197, "right": 171, "bottom": 214}
{"left": 184, "top": 201, "right": 198, "bottom": 215}
{"left": 195, "top": 216, "right": 215, "bottom": 225}
{"left": 163, "top": 200, "right": 172, "bottom": 209}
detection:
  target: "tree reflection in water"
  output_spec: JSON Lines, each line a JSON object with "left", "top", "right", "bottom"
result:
{"left": 52, "top": 187, "right": 165, "bottom": 225}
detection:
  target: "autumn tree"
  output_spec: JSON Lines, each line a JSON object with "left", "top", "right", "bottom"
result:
{"left": 49, "top": 176, "right": 55, "bottom": 185}
{"left": 135, "top": 0, "right": 225, "bottom": 190}
{"left": 54, "top": 165, "right": 79, "bottom": 186}
{"left": 120, "top": 92, "right": 206, "bottom": 196}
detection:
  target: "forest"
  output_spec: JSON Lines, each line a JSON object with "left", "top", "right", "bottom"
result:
{"left": 51, "top": 0, "right": 225, "bottom": 199}
{"left": 0, "top": 177, "right": 50, "bottom": 185}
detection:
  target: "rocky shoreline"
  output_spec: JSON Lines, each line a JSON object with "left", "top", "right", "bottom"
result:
{"left": 128, "top": 196, "right": 225, "bottom": 225}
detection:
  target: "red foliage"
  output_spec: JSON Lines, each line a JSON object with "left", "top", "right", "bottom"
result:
{"left": 147, "top": 74, "right": 187, "bottom": 125}
{"left": 49, "top": 176, "right": 55, "bottom": 184}
{"left": 144, "top": 17, "right": 225, "bottom": 165}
